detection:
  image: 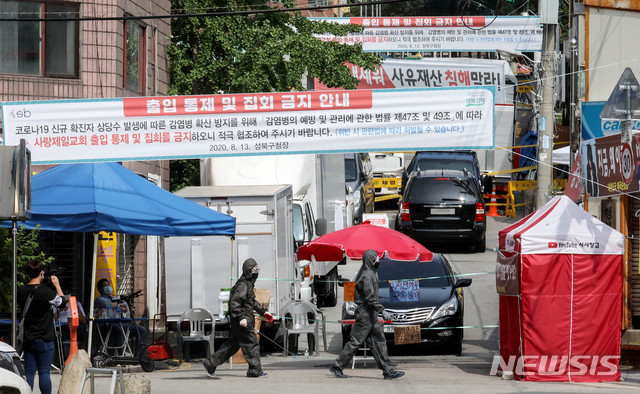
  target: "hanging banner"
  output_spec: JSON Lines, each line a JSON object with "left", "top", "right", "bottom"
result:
{"left": 1, "top": 87, "right": 495, "bottom": 164}
{"left": 95, "top": 231, "right": 117, "bottom": 297}
{"left": 310, "top": 16, "right": 542, "bottom": 52}
{"left": 315, "top": 58, "right": 510, "bottom": 103}
{"left": 581, "top": 133, "right": 639, "bottom": 197}
{"left": 563, "top": 152, "right": 582, "bottom": 202}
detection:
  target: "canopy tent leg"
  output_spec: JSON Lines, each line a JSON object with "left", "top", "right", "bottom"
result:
{"left": 87, "top": 233, "right": 99, "bottom": 359}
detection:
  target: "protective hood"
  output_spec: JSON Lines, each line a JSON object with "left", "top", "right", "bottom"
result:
{"left": 362, "top": 250, "right": 379, "bottom": 270}
{"left": 242, "top": 258, "right": 258, "bottom": 280}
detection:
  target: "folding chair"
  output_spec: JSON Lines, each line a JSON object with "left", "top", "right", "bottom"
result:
{"left": 279, "top": 300, "right": 327, "bottom": 356}
{"left": 177, "top": 308, "right": 215, "bottom": 364}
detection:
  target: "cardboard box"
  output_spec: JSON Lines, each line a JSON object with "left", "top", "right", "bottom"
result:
{"left": 254, "top": 287, "right": 271, "bottom": 309}
{"left": 231, "top": 317, "right": 262, "bottom": 364}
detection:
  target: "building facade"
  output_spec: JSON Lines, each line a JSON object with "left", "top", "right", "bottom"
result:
{"left": 0, "top": 0, "right": 172, "bottom": 320}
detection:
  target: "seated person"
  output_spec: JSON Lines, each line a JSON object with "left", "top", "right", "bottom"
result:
{"left": 94, "top": 278, "right": 147, "bottom": 357}
{"left": 53, "top": 292, "right": 88, "bottom": 352}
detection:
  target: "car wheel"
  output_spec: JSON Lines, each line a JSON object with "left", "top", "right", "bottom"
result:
{"left": 474, "top": 236, "right": 486, "bottom": 253}
{"left": 139, "top": 353, "right": 155, "bottom": 372}
{"left": 451, "top": 334, "right": 463, "bottom": 356}
{"left": 324, "top": 268, "right": 338, "bottom": 307}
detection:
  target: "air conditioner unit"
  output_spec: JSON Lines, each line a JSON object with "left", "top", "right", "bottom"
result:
{"left": 0, "top": 139, "right": 31, "bottom": 220}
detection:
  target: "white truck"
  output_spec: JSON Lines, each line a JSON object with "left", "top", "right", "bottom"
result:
{"left": 165, "top": 184, "right": 305, "bottom": 342}
{"left": 200, "top": 153, "right": 348, "bottom": 307}
{"left": 369, "top": 152, "right": 405, "bottom": 202}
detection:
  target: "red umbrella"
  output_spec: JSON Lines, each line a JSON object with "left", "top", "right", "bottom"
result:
{"left": 297, "top": 220, "right": 434, "bottom": 262}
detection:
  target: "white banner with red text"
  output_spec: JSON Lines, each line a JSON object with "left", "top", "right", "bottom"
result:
{"left": 1, "top": 87, "right": 495, "bottom": 164}
{"left": 310, "top": 16, "right": 542, "bottom": 52}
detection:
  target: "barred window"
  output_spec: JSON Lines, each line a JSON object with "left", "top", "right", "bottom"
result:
{"left": 0, "top": 0, "right": 79, "bottom": 77}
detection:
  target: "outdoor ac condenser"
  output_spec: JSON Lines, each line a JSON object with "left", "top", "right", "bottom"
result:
{"left": 0, "top": 139, "right": 31, "bottom": 221}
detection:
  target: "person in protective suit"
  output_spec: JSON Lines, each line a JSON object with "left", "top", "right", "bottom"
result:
{"left": 204, "top": 258, "right": 273, "bottom": 378}
{"left": 330, "top": 250, "right": 405, "bottom": 380}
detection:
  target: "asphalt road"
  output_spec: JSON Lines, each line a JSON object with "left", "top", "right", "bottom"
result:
{"left": 48, "top": 210, "right": 640, "bottom": 393}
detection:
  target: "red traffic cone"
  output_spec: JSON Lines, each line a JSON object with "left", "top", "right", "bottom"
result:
{"left": 487, "top": 186, "right": 500, "bottom": 217}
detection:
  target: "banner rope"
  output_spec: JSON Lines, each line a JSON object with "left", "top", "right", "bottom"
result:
{"left": 233, "top": 271, "right": 495, "bottom": 283}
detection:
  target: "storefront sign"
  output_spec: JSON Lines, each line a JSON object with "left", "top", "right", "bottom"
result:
{"left": 581, "top": 100, "right": 640, "bottom": 140}
{"left": 2, "top": 87, "right": 495, "bottom": 164}
{"left": 581, "top": 133, "right": 640, "bottom": 197}
{"left": 310, "top": 16, "right": 542, "bottom": 52}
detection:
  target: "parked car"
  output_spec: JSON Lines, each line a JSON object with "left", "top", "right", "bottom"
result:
{"left": 401, "top": 150, "right": 490, "bottom": 194}
{"left": 0, "top": 341, "right": 29, "bottom": 394}
{"left": 344, "top": 152, "right": 375, "bottom": 224}
{"left": 396, "top": 169, "right": 486, "bottom": 252}
{"left": 341, "top": 255, "right": 471, "bottom": 355}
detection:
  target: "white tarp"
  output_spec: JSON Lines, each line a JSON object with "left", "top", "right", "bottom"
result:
{"left": 553, "top": 145, "right": 571, "bottom": 165}
{"left": 311, "top": 16, "right": 542, "bottom": 53}
{"left": 2, "top": 87, "right": 495, "bottom": 164}
{"left": 499, "top": 195, "right": 624, "bottom": 255}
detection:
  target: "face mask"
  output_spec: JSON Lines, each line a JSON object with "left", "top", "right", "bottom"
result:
{"left": 103, "top": 286, "right": 113, "bottom": 295}
{"left": 250, "top": 265, "right": 260, "bottom": 279}
{"left": 373, "top": 257, "right": 380, "bottom": 269}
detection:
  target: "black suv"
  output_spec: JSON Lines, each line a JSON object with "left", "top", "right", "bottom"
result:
{"left": 396, "top": 169, "right": 486, "bottom": 252}
{"left": 341, "top": 255, "right": 471, "bottom": 355}
{"left": 401, "top": 150, "right": 488, "bottom": 194}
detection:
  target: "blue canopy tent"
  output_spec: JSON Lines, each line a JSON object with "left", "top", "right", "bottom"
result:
{"left": 8, "top": 162, "right": 235, "bottom": 356}
{"left": 17, "top": 162, "right": 235, "bottom": 236}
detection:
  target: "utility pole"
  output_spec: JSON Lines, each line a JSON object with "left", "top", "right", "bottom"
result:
{"left": 535, "top": 0, "right": 559, "bottom": 208}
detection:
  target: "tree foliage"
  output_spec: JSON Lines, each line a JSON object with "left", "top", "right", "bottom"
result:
{"left": 0, "top": 226, "right": 54, "bottom": 311}
{"left": 168, "top": 0, "right": 382, "bottom": 95}
{"left": 168, "top": 0, "right": 382, "bottom": 186}
{"left": 170, "top": 159, "right": 200, "bottom": 192}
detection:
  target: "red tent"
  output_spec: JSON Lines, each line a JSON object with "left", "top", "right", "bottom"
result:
{"left": 497, "top": 196, "right": 625, "bottom": 382}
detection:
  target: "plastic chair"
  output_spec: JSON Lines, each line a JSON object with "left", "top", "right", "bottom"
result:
{"left": 279, "top": 300, "right": 327, "bottom": 356}
{"left": 177, "top": 308, "right": 215, "bottom": 364}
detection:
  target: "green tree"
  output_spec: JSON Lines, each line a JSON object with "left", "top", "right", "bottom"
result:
{"left": 168, "top": 0, "right": 382, "bottom": 186}
{"left": 170, "top": 158, "right": 200, "bottom": 192}
{"left": 0, "top": 226, "right": 54, "bottom": 311}
{"left": 169, "top": 0, "right": 381, "bottom": 95}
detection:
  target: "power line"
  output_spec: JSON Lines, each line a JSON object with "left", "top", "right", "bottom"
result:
{"left": 0, "top": 0, "right": 408, "bottom": 22}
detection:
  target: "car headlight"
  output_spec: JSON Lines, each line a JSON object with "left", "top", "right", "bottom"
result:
{"left": 0, "top": 351, "right": 21, "bottom": 375}
{"left": 351, "top": 191, "right": 362, "bottom": 208}
{"left": 431, "top": 295, "right": 458, "bottom": 320}
{"left": 345, "top": 301, "right": 357, "bottom": 316}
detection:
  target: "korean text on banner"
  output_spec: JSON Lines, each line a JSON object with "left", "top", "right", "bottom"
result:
{"left": 310, "top": 16, "right": 542, "bottom": 53}
{"left": 1, "top": 87, "right": 495, "bottom": 164}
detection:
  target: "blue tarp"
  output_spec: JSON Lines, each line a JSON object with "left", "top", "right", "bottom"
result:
{"left": 10, "top": 162, "right": 235, "bottom": 236}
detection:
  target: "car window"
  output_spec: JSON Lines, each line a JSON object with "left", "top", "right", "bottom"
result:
{"left": 345, "top": 158, "right": 357, "bottom": 182}
{"left": 416, "top": 158, "right": 474, "bottom": 176}
{"left": 304, "top": 202, "right": 315, "bottom": 239}
{"left": 376, "top": 260, "right": 451, "bottom": 288}
{"left": 292, "top": 204, "right": 305, "bottom": 242}
{"left": 407, "top": 177, "right": 477, "bottom": 200}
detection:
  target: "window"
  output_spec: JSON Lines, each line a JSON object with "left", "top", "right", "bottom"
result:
{"left": 124, "top": 19, "right": 145, "bottom": 92}
{"left": 0, "top": 0, "right": 79, "bottom": 77}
